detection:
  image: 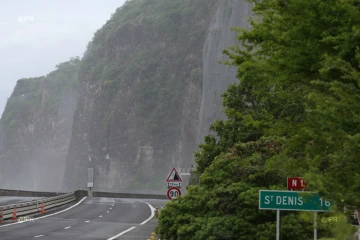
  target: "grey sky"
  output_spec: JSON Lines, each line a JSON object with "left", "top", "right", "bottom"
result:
{"left": 0, "top": 0, "right": 127, "bottom": 115}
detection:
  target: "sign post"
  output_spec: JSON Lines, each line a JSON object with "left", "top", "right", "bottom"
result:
{"left": 276, "top": 210, "right": 280, "bottom": 240}
{"left": 259, "top": 190, "right": 334, "bottom": 240}
{"left": 314, "top": 212, "right": 317, "bottom": 240}
{"left": 87, "top": 168, "right": 94, "bottom": 191}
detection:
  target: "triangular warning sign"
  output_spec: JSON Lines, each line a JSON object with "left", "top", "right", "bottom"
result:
{"left": 166, "top": 168, "right": 182, "bottom": 182}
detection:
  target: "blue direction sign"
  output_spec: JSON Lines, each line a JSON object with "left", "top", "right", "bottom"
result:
{"left": 259, "top": 190, "right": 334, "bottom": 212}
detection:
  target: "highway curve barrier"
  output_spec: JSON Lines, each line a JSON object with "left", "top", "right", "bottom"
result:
{"left": 0, "top": 189, "right": 167, "bottom": 221}
{"left": 0, "top": 190, "right": 84, "bottom": 221}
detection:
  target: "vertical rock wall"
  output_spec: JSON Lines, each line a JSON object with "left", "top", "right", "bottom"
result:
{"left": 198, "top": 0, "right": 252, "bottom": 143}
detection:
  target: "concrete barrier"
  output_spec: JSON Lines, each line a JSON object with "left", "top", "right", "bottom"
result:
{"left": 92, "top": 191, "right": 167, "bottom": 200}
{"left": 0, "top": 189, "right": 65, "bottom": 197}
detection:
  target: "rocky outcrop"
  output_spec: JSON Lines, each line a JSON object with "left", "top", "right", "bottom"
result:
{"left": 0, "top": 58, "right": 79, "bottom": 191}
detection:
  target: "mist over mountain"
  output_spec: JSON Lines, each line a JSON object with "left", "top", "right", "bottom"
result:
{"left": 0, "top": 0, "right": 252, "bottom": 192}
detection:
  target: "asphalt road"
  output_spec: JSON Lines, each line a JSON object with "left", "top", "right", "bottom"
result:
{"left": 0, "top": 197, "right": 41, "bottom": 206}
{"left": 0, "top": 197, "right": 168, "bottom": 240}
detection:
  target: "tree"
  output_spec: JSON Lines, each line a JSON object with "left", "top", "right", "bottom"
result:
{"left": 157, "top": 0, "right": 360, "bottom": 238}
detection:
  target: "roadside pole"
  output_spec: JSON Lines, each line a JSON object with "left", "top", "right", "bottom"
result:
{"left": 87, "top": 168, "right": 94, "bottom": 196}
{"left": 276, "top": 210, "right": 280, "bottom": 240}
{"left": 314, "top": 212, "right": 317, "bottom": 240}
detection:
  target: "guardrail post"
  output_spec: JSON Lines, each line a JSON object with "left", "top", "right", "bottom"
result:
{"left": 11, "top": 208, "right": 17, "bottom": 221}
{"left": 0, "top": 209, "right": 3, "bottom": 223}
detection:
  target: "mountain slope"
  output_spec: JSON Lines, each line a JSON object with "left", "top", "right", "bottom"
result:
{"left": 64, "top": 0, "right": 221, "bottom": 191}
{"left": 0, "top": 57, "right": 79, "bottom": 191}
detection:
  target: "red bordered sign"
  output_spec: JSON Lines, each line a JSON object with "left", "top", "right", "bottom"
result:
{"left": 166, "top": 168, "right": 182, "bottom": 182}
{"left": 167, "top": 187, "right": 181, "bottom": 200}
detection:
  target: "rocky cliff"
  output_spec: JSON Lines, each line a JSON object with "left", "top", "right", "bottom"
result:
{"left": 198, "top": 0, "right": 252, "bottom": 143}
{"left": 0, "top": 0, "right": 252, "bottom": 192}
{"left": 0, "top": 58, "right": 79, "bottom": 191}
{"left": 64, "top": 0, "right": 221, "bottom": 191}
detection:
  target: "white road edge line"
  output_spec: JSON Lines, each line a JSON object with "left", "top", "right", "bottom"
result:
{"left": 107, "top": 226, "right": 136, "bottom": 240}
{"left": 64, "top": 226, "right": 71, "bottom": 230}
{"left": 0, "top": 197, "right": 87, "bottom": 228}
{"left": 139, "top": 201, "right": 156, "bottom": 225}
{"left": 99, "top": 215, "right": 103, "bottom": 218}
{"left": 34, "top": 235, "right": 44, "bottom": 238}
{"left": 85, "top": 220, "right": 90, "bottom": 223}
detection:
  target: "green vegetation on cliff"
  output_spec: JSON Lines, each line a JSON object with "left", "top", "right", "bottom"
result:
{"left": 62, "top": 0, "right": 221, "bottom": 190}
{"left": 81, "top": 0, "right": 218, "bottom": 141}
{"left": 1, "top": 57, "right": 80, "bottom": 144}
{"left": 157, "top": 0, "right": 360, "bottom": 239}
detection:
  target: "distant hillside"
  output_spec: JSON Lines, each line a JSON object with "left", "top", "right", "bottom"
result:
{"left": 0, "top": 57, "right": 79, "bottom": 191}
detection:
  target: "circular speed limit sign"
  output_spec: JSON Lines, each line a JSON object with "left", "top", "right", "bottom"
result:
{"left": 167, "top": 187, "right": 181, "bottom": 200}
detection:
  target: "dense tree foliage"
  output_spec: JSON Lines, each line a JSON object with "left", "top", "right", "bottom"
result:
{"left": 157, "top": 0, "right": 360, "bottom": 239}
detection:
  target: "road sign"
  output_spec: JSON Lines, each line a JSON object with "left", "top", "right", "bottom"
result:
{"left": 287, "top": 177, "right": 307, "bottom": 190}
{"left": 259, "top": 190, "right": 334, "bottom": 211}
{"left": 166, "top": 168, "right": 182, "bottom": 182}
{"left": 167, "top": 187, "right": 181, "bottom": 200}
{"left": 167, "top": 182, "right": 181, "bottom": 188}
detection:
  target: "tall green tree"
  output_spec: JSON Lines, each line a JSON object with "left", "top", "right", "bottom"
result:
{"left": 157, "top": 0, "right": 360, "bottom": 239}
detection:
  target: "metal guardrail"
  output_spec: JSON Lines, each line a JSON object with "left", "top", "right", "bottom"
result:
{"left": 0, "top": 189, "right": 167, "bottom": 221}
{"left": 0, "top": 190, "right": 82, "bottom": 221}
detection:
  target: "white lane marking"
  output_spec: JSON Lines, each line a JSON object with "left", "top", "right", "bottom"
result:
{"left": 99, "top": 215, "right": 103, "bottom": 218}
{"left": 107, "top": 226, "right": 136, "bottom": 240}
{"left": 110, "top": 208, "right": 112, "bottom": 210}
{"left": 0, "top": 197, "right": 87, "bottom": 228}
{"left": 34, "top": 235, "right": 44, "bottom": 238}
{"left": 64, "top": 226, "right": 71, "bottom": 230}
{"left": 107, "top": 211, "right": 109, "bottom": 213}
{"left": 140, "top": 201, "right": 156, "bottom": 225}
{"left": 85, "top": 220, "right": 90, "bottom": 223}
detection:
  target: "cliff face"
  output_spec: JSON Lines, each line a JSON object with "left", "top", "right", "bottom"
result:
{"left": 198, "top": 0, "right": 252, "bottom": 143}
{"left": 0, "top": 58, "right": 79, "bottom": 191}
{"left": 64, "top": 0, "right": 220, "bottom": 191}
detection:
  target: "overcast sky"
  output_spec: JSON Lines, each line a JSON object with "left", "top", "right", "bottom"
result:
{"left": 0, "top": 0, "right": 127, "bottom": 116}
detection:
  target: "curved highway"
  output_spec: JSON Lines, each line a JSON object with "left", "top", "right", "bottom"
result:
{"left": 0, "top": 197, "right": 167, "bottom": 240}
